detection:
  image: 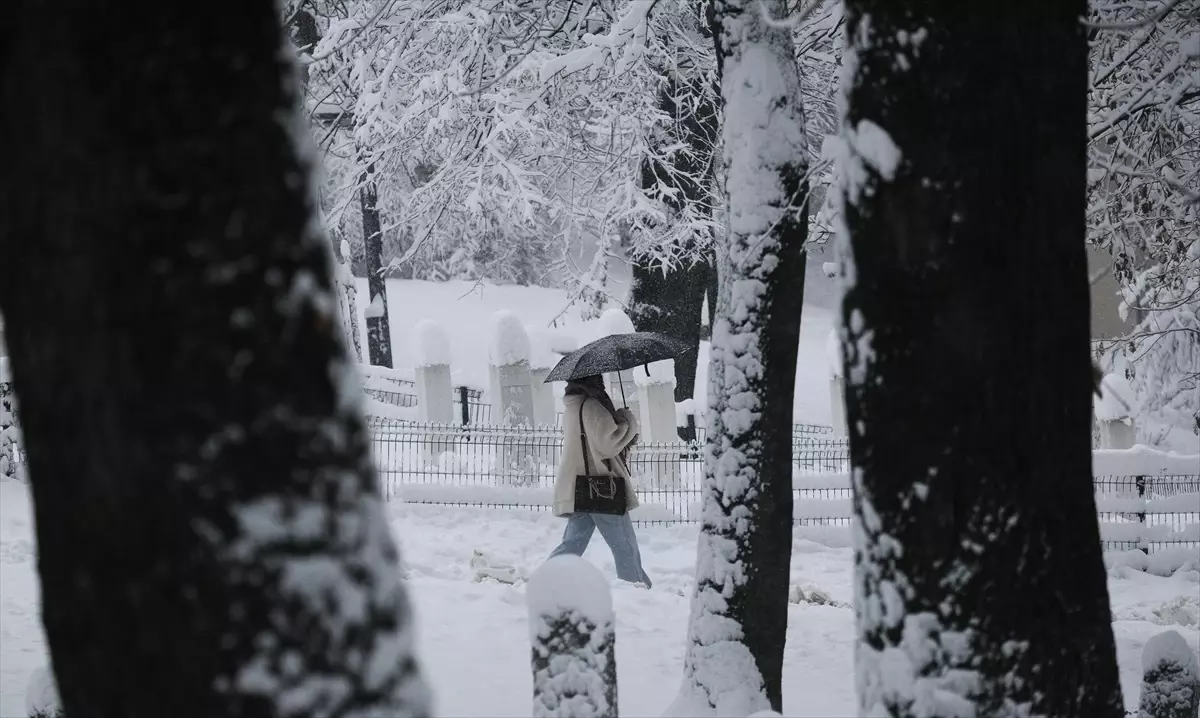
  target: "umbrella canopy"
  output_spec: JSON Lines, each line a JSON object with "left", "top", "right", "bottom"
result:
{"left": 543, "top": 332, "right": 691, "bottom": 383}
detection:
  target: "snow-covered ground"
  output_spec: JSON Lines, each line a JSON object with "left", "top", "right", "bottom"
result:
{"left": 2, "top": 478, "right": 1197, "bottom": 716}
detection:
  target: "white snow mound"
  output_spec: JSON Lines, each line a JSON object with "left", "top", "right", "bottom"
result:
{"left": 598, "top": 308, "right": 635, "bottom": 337}
{"left": 634, "top": 359, "right": 675, "bottom": 388}
{"left": 1142, "top": 629, "right": 1200, "bottom": 676}
{"left": 526, "top": 325, "right": 558, "bottom": 370}
{"left": 488, "top": 310, "right": 531, "bottom": 366}
{"left": 527, "top": 555, "right": 613, "bottom": 640}
{"left": 413, "top": 319, "right": 451, "bottom": 367}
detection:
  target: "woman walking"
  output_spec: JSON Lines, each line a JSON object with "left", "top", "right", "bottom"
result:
{"left": 547, "top": 374, "right": 652, "bottom": 587}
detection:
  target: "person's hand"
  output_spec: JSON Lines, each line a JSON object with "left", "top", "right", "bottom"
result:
{"left": 616, "top": 407, "right": 635, "bottom": 424}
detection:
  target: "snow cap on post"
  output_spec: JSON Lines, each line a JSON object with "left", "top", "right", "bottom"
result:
{"left": 1138, "top": 629, "right": 1200, "bottom": 718}
{"left": 598, "top": 307, "right": 635, "bottom": 337}
{"left": 633, "top": 359, "right": 675, "bottom": 388}
{"left": 413, "top": 319, "right": 451, "bottom": 368}
{"left": 527, "top": 325, "right": 557, "bottom": 371}
{"left": 527, "top": 556, "right": 617, "bottom": 718}
{"left": 489, "top": 310, "right": 531, "bottom": 366}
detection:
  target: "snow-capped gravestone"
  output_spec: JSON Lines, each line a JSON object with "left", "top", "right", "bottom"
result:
{"left": 414, "top": 319, "right": 453, "bottom": 423}
{"left": 527, "top": 556, "right": 617, "bottom": 718}
{"left": 489, "top": 310, "right": 534, "bottom": 425}
{"left": 414, "top": 319, "right": 454, "bottom": 463}
{"left": 1095, "top": 373, "right": 1137, "bottom": 450}
{"left": 826, "top": 328, "right": 848, "bottom": 438}
{"left": 597, "top": 309, "right": 639, "bottom": 420}
{"left": 527, "top": 325, "right": 559, "bottom": 427}
{"left": 1138, "top": 630, "right": 1200, "bottom": 718}
{"left": 489, "top": 311, "right": 536, "bottom": 484}
{"left": 635, "top": 359, "right": 681, "bottom": 489}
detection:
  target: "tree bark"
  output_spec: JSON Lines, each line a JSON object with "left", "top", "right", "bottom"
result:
{"left": 0, "top": 3, "right": 430, "bottom": 716}
{"left": 838, "top": 1, "right": 1123, "bottom": 715}
{"left": 629, "top": 257, "right": 711, "bottom": 406}
{"left": 359, "top": 159, "right": 394, "bottom": 368}
{"left": 629, "top": 69, "right": 720, "bottom": 434}
{"left": 672, "top": 0, "right": 808, "bottom": 713}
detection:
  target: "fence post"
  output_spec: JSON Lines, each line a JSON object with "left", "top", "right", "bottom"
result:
{"left": 458, "top": 386, "right": 471, "bottom": 427}
{"left": 528, "top": 556, "right": 618, "bottom": 718}
{"left": 1136, "top": 475, "right": 1148, "bottom": 555}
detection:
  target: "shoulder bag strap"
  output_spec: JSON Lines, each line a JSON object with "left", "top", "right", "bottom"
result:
{"left": 577, "top": 398, "right": 612, "bottom": 476}
{"left": 578, "top": 400, "right": 593, "bottom": 476}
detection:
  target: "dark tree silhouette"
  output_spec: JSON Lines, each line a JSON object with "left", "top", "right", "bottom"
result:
{"left": 630, "top": 71, "right": 721, "bottom": 426}
{"left": 838, "top": 0, "right": 1123, "bottom": 715}
{"left": 0, "top": 2, "right": 429, "bottom": 716}
{"left": 359, "top": 158, "right": 394, "bottom": 368}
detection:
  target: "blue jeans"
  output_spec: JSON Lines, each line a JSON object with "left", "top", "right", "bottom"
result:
{"left": 548, "top": 512, "right": 652, "bottom": 587}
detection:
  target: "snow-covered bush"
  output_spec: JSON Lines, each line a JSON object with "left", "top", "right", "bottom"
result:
{"left": 527, "top": 556, "right": 617, "bottom": 718}
{"left": 1138, "top": 630, "right": 1200, "bottom": 718}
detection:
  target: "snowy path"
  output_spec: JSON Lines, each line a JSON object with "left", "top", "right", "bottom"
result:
{"left": 1, "top": 479, "right": 1197, "bottom": 716}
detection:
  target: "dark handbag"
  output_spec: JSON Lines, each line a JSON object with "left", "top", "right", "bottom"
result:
{"left": 572, "top": 400, "right": 629, "bottom": 516}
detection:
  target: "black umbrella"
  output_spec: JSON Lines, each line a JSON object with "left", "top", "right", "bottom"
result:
{"left": 543, "top": 331, "right": 691, "bottom": 404}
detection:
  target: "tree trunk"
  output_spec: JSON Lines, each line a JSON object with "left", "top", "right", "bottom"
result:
{"left": 672, "top": 0, "right": 808, "bottom": 713}
{"left": 359, "top": 160, "right": 394, "bottom": 368}
{"left": 0, "top": 375, "right": 18, "bottom": 481}
{"left": 629, "top": 258, "right": 711, "bottom": 406}
{"left": 0, "top": 3, "right": 430, "bottom": 716}
{"left": 630, "top": 71, "right": 720, "bottom": 416}
{"left": 838, "top": 1, "right": 1122, "bottom": 715}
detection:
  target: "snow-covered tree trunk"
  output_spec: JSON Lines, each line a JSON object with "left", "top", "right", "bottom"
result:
{"left": 837, "top": 1, "right": 1122, "bottom": 715}
{"left": 672, "top": 0, "right": 809, "bottom": 713}
{"left": 0, "top": 2, "right": 430, "bottom": 716}
{"left": 0, "top": 374, "right": 19, "bottom": 481}
{"left": 1138, "top": 630, "right": 1200, "bottom": 718}
{"left": 528, "top": 557, "right": 618, "bottom": 718}
{"left": 360, "top": 158, "right": 394, "bottom": 368}
{"left": 340, "top": 271, "right": 364, "bottom": 364}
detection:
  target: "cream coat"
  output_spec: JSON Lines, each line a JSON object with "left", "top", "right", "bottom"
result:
{"left": 553, "top": 394, "right": 641, "bottom": 517}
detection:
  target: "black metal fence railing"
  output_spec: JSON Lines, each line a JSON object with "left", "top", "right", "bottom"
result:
{"left": 362, "top": 383, "right": 492, "bottom": 425}
{"left": 1093, "top": 473, "right": 1200, "bottom": 553}
{"left": 686, "top": 420, "right": 839, "bottom": 448}
{"left": 366, "top": 419, "right": 1200, "bottom": 553}
{"left": 365, "top": 387, "right": 418, "bottom": 407}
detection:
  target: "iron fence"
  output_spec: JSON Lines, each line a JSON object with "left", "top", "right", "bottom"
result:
{"left": 367, "top": 418, "right": 1200, "bottom": 552}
